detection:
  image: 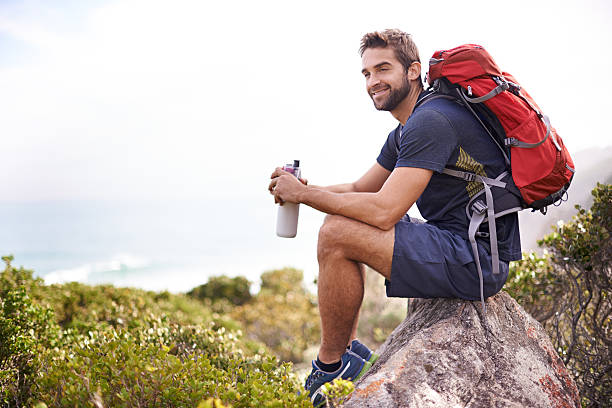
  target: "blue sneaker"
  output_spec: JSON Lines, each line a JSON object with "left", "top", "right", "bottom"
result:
{"left": 304, "top": 350, "right": 371, "bottom": 407}
{"left": 349, "top": 339, "right": 379, "bottom": 365}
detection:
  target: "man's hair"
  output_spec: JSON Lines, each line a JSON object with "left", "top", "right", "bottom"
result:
{"left": 359, "top": 29, "right": 421, "bottom": 73}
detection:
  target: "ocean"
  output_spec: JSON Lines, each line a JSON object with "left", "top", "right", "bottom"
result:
{"left": 0, "top": 198, "right": 325, "bottom": 293}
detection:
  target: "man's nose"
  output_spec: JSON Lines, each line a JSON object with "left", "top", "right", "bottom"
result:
{"left": 366, "top": 73, "right": 380, "bottom": 90}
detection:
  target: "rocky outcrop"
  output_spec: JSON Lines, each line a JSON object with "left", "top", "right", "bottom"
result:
{"left": 345, "top": 292, "right": 579, "bottom": 408}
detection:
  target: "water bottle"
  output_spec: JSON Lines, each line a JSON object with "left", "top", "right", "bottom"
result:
{"left": 276, "top": 160, "right": 301, "bottom": 238}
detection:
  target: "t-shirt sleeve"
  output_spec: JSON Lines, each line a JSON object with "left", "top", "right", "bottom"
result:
{"left": 376, "top": 126, "right": 400, "bottom": 172}
{"left": 396, "top": 108, "right": 458, "bottom": 172}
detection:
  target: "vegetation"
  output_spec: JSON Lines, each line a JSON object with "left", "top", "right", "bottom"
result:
{"left": 355, "top": 271, "right": 406, "bottom": 349}
{"left": 188, "top": 275, "right": 252, "bottom": 306}
{"left": 231, "top": 268, "right": 320, "bottom": 363}
{"left": 321, "top": 379, "right": 354, "bottom": 408}
{"left": 0, "top": 273, "right": 56, "bottom": 407}
{"left": 506, "top": 183, "right": 611, "bottom": 407}
{"left": 0, "top": 258, "right": 311, "bottom": 408}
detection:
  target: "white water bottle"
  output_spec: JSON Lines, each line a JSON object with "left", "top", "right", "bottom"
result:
{"left": 276, "top": 160, "right": 301, "bottom": 238}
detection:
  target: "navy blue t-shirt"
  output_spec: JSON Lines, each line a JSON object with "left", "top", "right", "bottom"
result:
{"left": 377, "top": 94, "right": 522, "bottom": 262}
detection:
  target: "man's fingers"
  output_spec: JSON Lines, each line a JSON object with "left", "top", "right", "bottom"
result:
{"left": 270, "top": 167, "right": 286, "bottom": 179}
{"left": 269, "top": 177, "right": 285, "bottom": 204}
{"left": 268, "top": 178, "right": 277, "bottom": 193}
{"left": 273, "top": 189, "right": 284, "bottom": 205}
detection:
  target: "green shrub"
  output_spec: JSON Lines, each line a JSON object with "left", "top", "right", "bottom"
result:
{"left": 507, "top": 183, "right": 611, "bottom": 407}
{"left": 259, "top": 268, "right": 303, "bottom": 295}
{"left": 188, "top": 276, "right": 252, "bottom": 306}
{"left": 34, "top": 325, "right": 311, "bottom": 408}
{"left": 232, "top": 268, "right": 320, "bottom": 362}
{"left": 357, "top": 270, "right": 406, "bottom": 350}
{"left": 322, "top": 378, "right": 355, "bottom": 407}
{"left": 41, "top": 281, "right": 233, "bottom": 332}
{"left": 197, "top": 399, "right": 231, "bottom": 408}
{"left": 0, "top": 257, "right": 313, "bottom": 407}
{"left": 0, "top": 256, "right": 58, "bottom": 407}
{"left": 506, "top": 252, "right": 565, "bottom": 323}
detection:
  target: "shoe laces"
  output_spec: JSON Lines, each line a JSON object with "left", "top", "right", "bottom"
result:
{"left": 305, "top": 370, "right": 326, "bottom": 390}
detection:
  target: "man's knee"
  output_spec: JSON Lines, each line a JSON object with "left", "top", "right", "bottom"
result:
{"left": 317, "top": 215, "right": 349, "bottom": 259}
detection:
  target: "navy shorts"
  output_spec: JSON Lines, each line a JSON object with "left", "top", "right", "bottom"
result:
{"left": 385, "top": 216, "right": 508, "bottom": 301}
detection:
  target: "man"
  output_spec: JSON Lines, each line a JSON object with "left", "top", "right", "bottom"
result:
{"left": 268, "top": 29, "right": 521, "bottom": 406}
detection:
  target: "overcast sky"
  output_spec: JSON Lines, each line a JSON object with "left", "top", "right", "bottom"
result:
{"left": 1, "top": 0, "right": 611, "bottom": 204}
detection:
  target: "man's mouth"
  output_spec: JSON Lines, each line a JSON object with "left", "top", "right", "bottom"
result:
{"left": 370, "top": 87, "right": 389, "bottom": 97}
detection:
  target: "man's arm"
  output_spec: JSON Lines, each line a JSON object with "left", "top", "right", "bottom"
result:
{"left": 307, "top": 163, "right": 392, "bottom": 194}
{"left": 270, "top": 166, "right": 432, "bottom": 231}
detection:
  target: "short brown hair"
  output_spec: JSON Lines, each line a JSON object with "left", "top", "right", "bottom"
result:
{"left": 359, "top": 29, "right": 420, "bottom": 72}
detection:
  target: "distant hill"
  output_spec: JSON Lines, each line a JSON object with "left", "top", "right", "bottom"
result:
{"left": 518, "top": 146, "right": 612, "bottom": 252}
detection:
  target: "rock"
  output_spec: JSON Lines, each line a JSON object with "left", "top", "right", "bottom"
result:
{"left": 344, "top": 291, "right": 580, "bottom": 408}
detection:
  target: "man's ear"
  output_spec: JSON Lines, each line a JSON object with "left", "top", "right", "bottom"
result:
{"left": 407, "top": 61, "right": 421, "bottom": 81}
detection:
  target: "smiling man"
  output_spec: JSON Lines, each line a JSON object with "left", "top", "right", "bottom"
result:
{"left": 268, "top": 29, "right": 520, "bottom": 406}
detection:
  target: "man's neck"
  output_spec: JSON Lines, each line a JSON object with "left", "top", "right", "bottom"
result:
{"left": 391, "top": 85, "right": 423, "bottom": 125}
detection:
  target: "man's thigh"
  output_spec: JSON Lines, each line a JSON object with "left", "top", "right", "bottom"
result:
{"left": 317, "top": 214, "right": 394, "bottom": 279}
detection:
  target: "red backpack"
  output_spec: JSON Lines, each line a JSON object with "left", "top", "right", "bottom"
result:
{"left": 425, "top": 44, "right": 575, "bottom": 209}
{"left": 420, "top": 44, "right": 575, "bottom": 309}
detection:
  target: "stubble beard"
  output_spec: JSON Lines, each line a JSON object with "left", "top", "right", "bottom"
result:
{"left": 372, "top": 76, "right": 412, "bottom": 111}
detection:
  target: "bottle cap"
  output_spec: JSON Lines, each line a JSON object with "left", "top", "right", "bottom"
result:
{"left": 293, "top": 160, "right": 300, "bottom": 168}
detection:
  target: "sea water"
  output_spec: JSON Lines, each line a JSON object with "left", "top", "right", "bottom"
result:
{"left": 0, "top": 198, "right": 323, "bottom": 293}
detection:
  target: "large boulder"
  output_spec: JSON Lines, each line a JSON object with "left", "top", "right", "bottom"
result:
{"left": 344, "top": 291, "right": 579, "bottom": 408}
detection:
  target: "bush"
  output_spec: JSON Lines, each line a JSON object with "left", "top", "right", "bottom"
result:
{"left": 507, "top": 183, "right": 611, "bottom": 407}
{"left": 34, "top": 325, "right": 311, "bottom": 408}
{"left": 259, "top": 268, "right": 303, "bottom": 295}
{"left": 0, "top": 257, "right": 312, "bottom": 407}
{"left": 322, "top": 378, "right": 354, "bottom": 408}
{"left": 356, "top": 270, "right": 406, "bottom": 349}
{"left": 506, "top": 252, "right": 565, "bottom": 323}
{"left": 0, "top": 287, "right": 56, "bottom": 407}
{"left": 188, "top": 276, "right": 252, "bottom": 306}
{"left": 0, "top": 256, "right": 59, "bottom": 408}
{"left": 41, "top": 281, "right": 232, "bottom": 332}
{"left": 232, "top": 268, "right": 320, "bottom": 362}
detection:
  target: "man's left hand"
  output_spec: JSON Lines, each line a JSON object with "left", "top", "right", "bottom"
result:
{"left": 268, "top": 167, "right": 307, "bottom": 205}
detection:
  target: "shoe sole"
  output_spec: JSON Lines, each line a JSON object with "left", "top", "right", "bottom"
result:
{"left": 354, "top": 360, "right": 372, "bottom": 381}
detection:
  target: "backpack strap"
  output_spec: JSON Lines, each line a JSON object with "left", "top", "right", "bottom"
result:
{"left": 414, "top": 89, "right": 456, "bottom": 109}
{"left": 452, "top": 86, "right": 511, "bottom": 167}
{"left": 467, "top": 203, "right": 487, "bottom": 311}
{"left": 443, "top": 168, "right": 522, "bottom": 312}
{"left": 442, "top": 168, "right": 507, "bottom": 189}
{"left": 458, "top": 78, "right": 561, "bottom": 153}
{"left": 505, "top": 114, "right": 553, "bottom": 149}
{"left": 424, "top": 80, "right": 511, "bottom": 167}
{"left": 461, "top": 81, "right": 509, "bottom": 104}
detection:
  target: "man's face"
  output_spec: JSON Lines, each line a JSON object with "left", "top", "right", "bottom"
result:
{"left": 361, "top": 47, "right": 411, "bottom": 112}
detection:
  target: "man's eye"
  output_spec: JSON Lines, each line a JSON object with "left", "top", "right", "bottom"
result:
{"left": 363, "top": 72, "right": 370, "bottom": 78}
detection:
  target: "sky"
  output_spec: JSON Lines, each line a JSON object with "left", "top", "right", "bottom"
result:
{"left": 1, "top": 0, "right": 611, "bottom": 204}
{"left": 1, "top": 0, "right": 611, "bottom": 289}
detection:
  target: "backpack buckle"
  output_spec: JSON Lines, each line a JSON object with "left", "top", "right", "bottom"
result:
{"left": 471, "top": 200, "right": 488, "bottom": 215}
{"left": 507, "top": 81, "right": 521, "bottom": 95}
{"left": 505, "top": 138, "right": 519, "bottom": 147}
{"left": 493, "top": 76, "right": 510, "bottom": 91}
{"left": 462, "top": 172, "right": 477, "bottom": 182}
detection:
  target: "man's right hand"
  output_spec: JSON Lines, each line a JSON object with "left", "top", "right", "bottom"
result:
{"left": 268, "top": 168, "right": 308, "bottom": 205}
